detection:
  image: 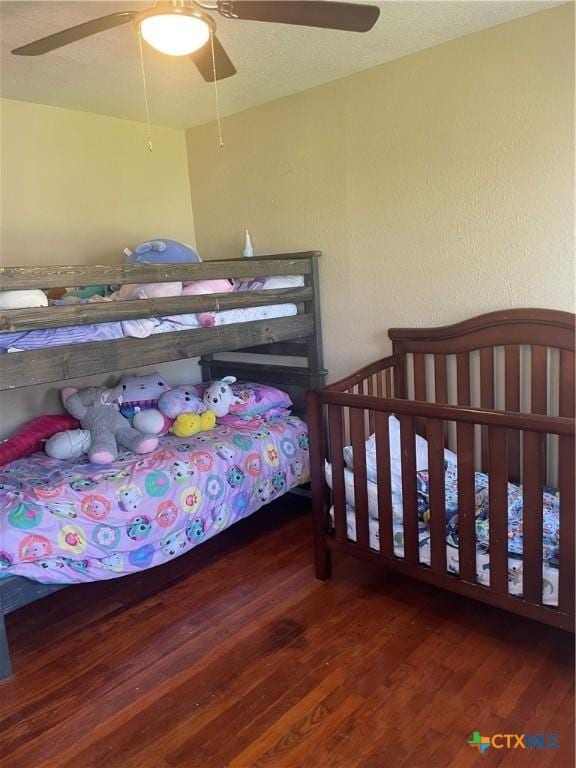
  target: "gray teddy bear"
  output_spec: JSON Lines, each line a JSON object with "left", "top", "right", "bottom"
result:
{"left": 62, "top": 385, "right": 159, "bottom": 465}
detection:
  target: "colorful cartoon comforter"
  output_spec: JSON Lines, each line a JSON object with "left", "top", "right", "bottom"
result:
{"left": 0, "top": 416, "right": 309, "bottom": 584}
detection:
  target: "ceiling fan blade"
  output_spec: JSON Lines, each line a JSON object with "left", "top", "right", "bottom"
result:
{"left": 217, "top": 1, "right": 379, "bottom": 32}
{"left": 12, "top": 11, "right": 136, "bottom": 56}
{"left": 191, "top": 35, "right": 236, "bottom": 82}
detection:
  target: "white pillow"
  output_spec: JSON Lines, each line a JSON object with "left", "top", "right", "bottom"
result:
{"left": 342, "top": 415, "right": 456, "bottom": 498}
{"left": 325, "top": 460, "right": 403, "bottom": 522}
{"left": 0, "top": 289, "right": 48, "bottom": 309}
{"left": 262, "top": 275, "right": 304, "bottom": 290}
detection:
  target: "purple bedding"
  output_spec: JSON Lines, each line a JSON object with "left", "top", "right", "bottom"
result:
{"left": 0, "top": 416, "right": 309, "bottom": 584}
{"left": 0, "top": 304, "right": 297, "bottom": 351}
{"left": 0, "top": 322, "right": 124, "bottom": 351}
{"left": 0, "top": 274, "right": 304, "bottom": 351}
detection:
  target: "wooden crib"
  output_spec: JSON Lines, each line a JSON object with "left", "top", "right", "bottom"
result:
{"left": 308, "top": 309, "right": 575, "bottom": 631}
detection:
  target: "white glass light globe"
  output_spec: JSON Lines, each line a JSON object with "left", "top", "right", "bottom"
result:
{"left": 140, "top": 14, "right": 210, "bottom": 56}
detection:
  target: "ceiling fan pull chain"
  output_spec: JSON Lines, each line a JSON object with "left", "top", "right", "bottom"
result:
{"left": 210, "top": 28, "right": 224, "bottom": 148}
{"left": 137, "top": 28, "right": 153, "bottom": 152}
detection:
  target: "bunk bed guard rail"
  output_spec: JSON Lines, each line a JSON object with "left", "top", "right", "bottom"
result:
{"left": 0, "top": 252, "right": 327, "bottom": 396}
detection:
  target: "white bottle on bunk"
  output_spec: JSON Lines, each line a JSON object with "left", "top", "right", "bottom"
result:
{"left": 242, "top": 229, "right": 255, "bottom": 258}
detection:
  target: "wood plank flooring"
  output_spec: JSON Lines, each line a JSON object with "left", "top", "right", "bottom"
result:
{"left": 1, "top": 498, "right": 573, "bottom": 768}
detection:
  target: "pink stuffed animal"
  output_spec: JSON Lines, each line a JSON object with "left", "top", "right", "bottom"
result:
{"left": 181, "top": 279, "right": 235, "bottom": 327}
{"left": 112, "top": 282, "right": 182, "bottom": 301}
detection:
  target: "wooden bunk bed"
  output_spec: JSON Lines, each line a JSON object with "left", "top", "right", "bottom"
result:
{"left": 0, "top": 251, "right": 325, "bottom": 679}
{"left": 308, "top": 309, "right": 575, "bottom": 632}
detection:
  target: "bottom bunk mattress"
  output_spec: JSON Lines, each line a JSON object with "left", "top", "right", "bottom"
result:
{"left": 0, "top": 416, "right": 310, "bottom": 584}
{"left": 325, "top": 461, "right": 560, "bottom": 606}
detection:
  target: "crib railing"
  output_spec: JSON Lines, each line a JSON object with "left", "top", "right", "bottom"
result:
{"left": 308, "top": 383, "right": 575, "bottom": 631}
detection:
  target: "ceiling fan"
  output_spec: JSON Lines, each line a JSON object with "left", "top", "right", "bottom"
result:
{"left": 11, "top": 1, "right": 381, "bottom": 82}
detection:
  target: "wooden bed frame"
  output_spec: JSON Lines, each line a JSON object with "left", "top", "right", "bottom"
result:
{"left": 0, "top": 251, "right": 326, "bottom": 679}
{"left": 308, "top": 309, "right": 575, "bottom": 632}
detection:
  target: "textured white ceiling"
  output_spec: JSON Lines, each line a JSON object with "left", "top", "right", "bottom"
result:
{"left": 0, "top": 1, "right": 563, "bottom": 128}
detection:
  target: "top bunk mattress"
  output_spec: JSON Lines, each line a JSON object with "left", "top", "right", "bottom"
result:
{"left": 0, "top": 303, "right": 298, "bottom": 352}
{"left": 0, "top": 415, "right": 310, "bottom": 584}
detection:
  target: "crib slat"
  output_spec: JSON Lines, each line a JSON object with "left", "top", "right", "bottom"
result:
{"left": 328, "top": 405, "right": 347, "bottom": 542}
{"left": 434, "top": 355, "right": 448, "bottom": 404}
{"left": 480, "top": 348, "right": 495, "bottom": 407}
{"left": 505, "top": 345, "right": 520, "bottom": 411}
{"left": 434, "top": 354, "right": 448, "bottom": 442}
{"left": 530, "top": 347, "right": 547, "bottom": 496}
{"left": 375, "top": 412, "right": 394, "bottom": 558}
{"left": 367, "top": 377, "right": 375, "bottom": 434}
{"left": 457, "top": 353, "right": 471, "bottom": 406}
{"left": 488, "top": 427, "right": 509, "bottom": 594}
{"left": 522, "top": 431, "right": 543, "bottom": 603}
{"left": 376, "top": 370, "right": 383, "bottom": 398}
{"left": 350, "top": 408, "right": 370, "bottom": 548}
{"left": 342, "top": 406, "right": 349, "bottom": 448}
{"left": 385, "top": 367, "right": 392, "bottom": 398}
{"left": 558, "top": 353, "right": 574, "bottom": 614}
{"left": 531, "top": 346, "right": 548, "bottom": 415}
{"left": 427, "top": 419, "right": 447, "bottom": 574}
{"left": 457, "top": 422, "right": 476, "bottom": 582}
{"left": 393, "top": 358, "right": 404, "bottom": 400}
{"left": 505, "top": 345, "right": 521, "bottom": 481}
{"left": 480, "top": 348, "right": 495, "bottom": 472}
{"left": 559, "top": 350, "right": 575, "bottom": 418}
{"left": 558, "top": 349, "right": 576, "bottom": 611}
{"left": 413, "top": 353, "right": 426, "bottom": 401}
{"left": 400, "top": 415, "right": 419, "bottom": 565}
{"left": 558, "top": 434, "right": 575, "bottom": 615}
{"left": 367, "top": 376, "right": 374, "bottom": 398}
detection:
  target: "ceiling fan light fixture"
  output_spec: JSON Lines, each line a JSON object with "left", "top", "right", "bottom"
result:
{"left": 139, "top": 12, "right": 210, "bottom": 56}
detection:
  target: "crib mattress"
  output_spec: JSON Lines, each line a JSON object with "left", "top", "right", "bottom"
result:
{"left": 338, "top": 506, "right": 559, "bottom": 607}
{"left": 0, "top": 416, "right": 309, "bottom": 584}
{"left": 325, "top": 457, "right": 560, "bottom": 606}
{"left": 324, "top": 460, "right": 560, "bottom": 565}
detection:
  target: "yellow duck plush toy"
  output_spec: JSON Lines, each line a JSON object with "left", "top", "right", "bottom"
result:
{"left": 171, "top": 411, "right": 216, "bottom": 438}
{"left": 158, "top": 385, "right": 217, "bottom": 439}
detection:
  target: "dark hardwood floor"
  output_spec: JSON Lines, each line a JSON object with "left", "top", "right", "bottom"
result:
{"left": 1, "top": 498, "right": 574, "bottom": 768}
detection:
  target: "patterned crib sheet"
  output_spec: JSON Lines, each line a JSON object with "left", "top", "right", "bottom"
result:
{"left": 0, "top": 416, "right": 310, "bottom": 584}
{"left": 324, "top": 460, "right": 560, "bottom": 566}
{"left": 415, "top": 463, "right": 560, "bottom": 567}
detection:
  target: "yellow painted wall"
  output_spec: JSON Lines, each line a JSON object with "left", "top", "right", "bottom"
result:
{"left": 186, "top": 5, "right": 575, "bottom": 380}
{"left": 0, "top": 98, "right": 195, "bottom": 265}
{"left": 0, "top": 100, "right": 197, "bottom": 437}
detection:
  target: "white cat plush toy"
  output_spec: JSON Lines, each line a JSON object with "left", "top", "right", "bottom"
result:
{"left": 202, "top": 376, "right": 243, "bottom": 418}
